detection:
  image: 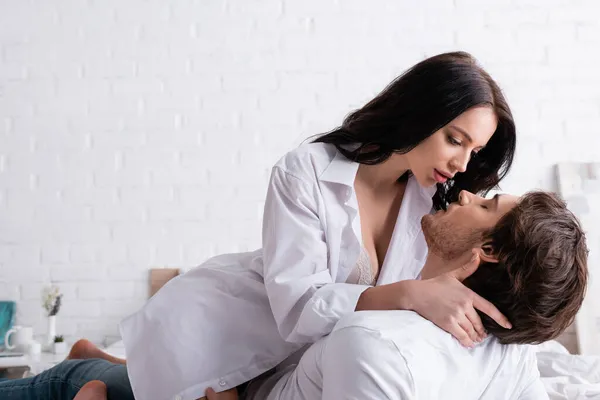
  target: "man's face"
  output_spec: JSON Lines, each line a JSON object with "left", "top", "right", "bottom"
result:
{"left": 421, "top": 191, "right": 520, "bottom": 260}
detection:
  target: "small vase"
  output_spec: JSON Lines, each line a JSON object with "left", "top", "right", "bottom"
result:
{"left": 46, "top": 315, "right": 56, "bottom": 346}
{"left": 53, "top": 341, "right": 67, "bottom": 355}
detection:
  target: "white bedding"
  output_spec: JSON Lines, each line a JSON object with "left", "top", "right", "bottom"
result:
{"left": 107, "top": 339, "right": 600, "bottom": 399}
{"left": 535, "top": 341, "right": 600, "bottom": 399}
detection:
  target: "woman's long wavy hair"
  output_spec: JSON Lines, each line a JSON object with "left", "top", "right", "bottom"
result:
{"left": 313, "top": 51, "right": 516, "bottom": 211}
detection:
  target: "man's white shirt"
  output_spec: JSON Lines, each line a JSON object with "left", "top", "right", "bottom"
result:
{"left": 262, "top": 310, "right": 548, "bottom": 400}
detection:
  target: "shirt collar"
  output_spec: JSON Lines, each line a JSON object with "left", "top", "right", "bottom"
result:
{"left": 319, "top": 146, "right": 437, "bottom": 208}
{"left": 319, "top": 148, "right": 359, "bottom": 187}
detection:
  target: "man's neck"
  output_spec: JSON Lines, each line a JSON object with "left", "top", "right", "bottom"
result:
{"left": 420, "top": 252, "right": 472, "bottom": 280}
{"left": 420, "top": 253, "right": 445, "bottom": 280}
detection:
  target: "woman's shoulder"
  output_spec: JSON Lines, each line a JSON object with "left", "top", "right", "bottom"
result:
{"left": 272, "top": 142, "right": 338, "bottom": 182}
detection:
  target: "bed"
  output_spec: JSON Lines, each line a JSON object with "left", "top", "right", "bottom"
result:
{"left": 536, "top": 340, "right": 600, "bottom": 399}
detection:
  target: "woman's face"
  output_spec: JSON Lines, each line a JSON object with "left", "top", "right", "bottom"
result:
{"left": 403, "top": 106, "right": 498, "bottom": 188}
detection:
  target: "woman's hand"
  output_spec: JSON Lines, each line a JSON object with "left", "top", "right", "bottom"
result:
{"left": 404, "top": 251, "right": 512, "bottom": 347}
{"left": 202, "top": 387, "right": 238, "bottom": 400}
{"left": 356, "top": 250, "right": 512, "bottom": 347}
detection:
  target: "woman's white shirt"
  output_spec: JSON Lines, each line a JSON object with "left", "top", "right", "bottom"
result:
{"left": 119, "top": 142, "right": 436, "bottom": 400}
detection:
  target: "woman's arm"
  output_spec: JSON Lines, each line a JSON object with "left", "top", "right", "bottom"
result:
{"left": 262, "top": 166, "right": 371, "bottom": 344}
{"left": 356, "top": 252, "right": 512, "bottom": 348}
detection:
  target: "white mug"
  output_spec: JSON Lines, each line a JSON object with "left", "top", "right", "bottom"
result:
{"left": 27, "top": 340, "right": 42, "bottom": 355}
{"left": 4, "top": 325, "right": 34, "bottom": 352}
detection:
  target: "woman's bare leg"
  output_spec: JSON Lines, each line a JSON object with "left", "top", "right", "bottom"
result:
{"left": 73, "top": 380, "right": 107, "bottom": 400}
{"left": 67, "top": 339, "right": 127, "bottom": 365}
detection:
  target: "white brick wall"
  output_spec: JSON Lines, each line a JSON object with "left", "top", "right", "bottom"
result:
{"left": 1, "top": 0, "right": 599, "bottom": 345}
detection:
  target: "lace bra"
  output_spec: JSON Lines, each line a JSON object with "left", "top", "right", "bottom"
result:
{"left": 346, "top": 246, "right": 378, "bottom": 286}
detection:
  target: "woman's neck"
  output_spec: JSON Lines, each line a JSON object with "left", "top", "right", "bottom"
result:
{"left": 356, "top": 155, "right": 409, "bottom": 190}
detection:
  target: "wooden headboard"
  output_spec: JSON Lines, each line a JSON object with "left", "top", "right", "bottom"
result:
{"left": 149, "top": 268, "right": 181, "bottom": 298}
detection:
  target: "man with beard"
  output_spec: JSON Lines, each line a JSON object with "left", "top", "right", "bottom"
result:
{"left": 235, "top": 190, "right": 588, "bottom": 400}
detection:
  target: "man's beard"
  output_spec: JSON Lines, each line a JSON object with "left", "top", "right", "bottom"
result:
{"left": 421, "top": 214, "right": 483, "bottom": 260}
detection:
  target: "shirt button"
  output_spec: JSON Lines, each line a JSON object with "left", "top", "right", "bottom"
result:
{"left": 219, "top": 379, "right": 227, "bottom": 387}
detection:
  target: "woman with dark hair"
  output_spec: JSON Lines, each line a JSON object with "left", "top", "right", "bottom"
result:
{"left": 0, "top": 52, "right": 517, "bottom": 400}
{"left": 313, "top": 51, "right": 515, "bottom": 211}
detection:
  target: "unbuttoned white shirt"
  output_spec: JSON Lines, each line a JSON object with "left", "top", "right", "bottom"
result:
{"left": 264, "top": 311, "right": 549, "bottom": 400}
{"left": 119, "top": 143, "right": 436, "bottom": 400}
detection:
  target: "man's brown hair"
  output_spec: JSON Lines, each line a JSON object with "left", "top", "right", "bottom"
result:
{"left": 463, "top": 192, "right": 588, "bottom": 344}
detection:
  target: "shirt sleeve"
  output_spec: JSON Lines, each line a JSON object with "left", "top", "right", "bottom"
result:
{"left": 262, "top": 166, "right": 370, "bottom": 344}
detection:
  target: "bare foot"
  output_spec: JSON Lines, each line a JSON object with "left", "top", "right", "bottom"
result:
{"left": 74, "top": 380, "right": 107, "bottom": 400}
{"left": 67, "top": 339, "right": 126, "bottom": 365}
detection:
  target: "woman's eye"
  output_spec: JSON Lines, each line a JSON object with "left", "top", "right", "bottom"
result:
{"left": 480, "top": 204, "right": 488, "bottom": 210}
{"left": 448, "top": 136, "right": 461, "bottom": 146}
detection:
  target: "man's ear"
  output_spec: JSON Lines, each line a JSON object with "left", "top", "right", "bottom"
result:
{"left": 478, "top": 242, "right": 499, "bottom": 263}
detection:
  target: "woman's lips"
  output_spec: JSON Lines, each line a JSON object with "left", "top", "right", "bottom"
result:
{"left": 433, "top": 169, "right": 449, "bottom": 183}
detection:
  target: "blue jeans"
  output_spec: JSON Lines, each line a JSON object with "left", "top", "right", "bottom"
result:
{"left": 0, "top": 359, "right": 134, "bottom": 400}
